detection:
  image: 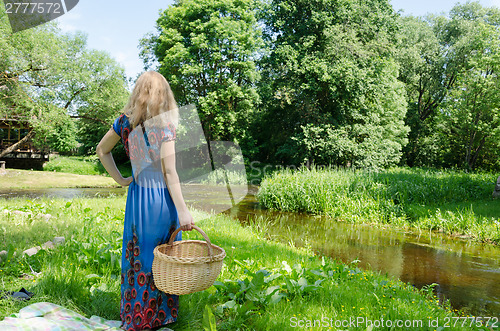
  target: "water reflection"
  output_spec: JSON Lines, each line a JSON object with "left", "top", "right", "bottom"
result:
{"left": 228, "top": 187, "right": 500, "bottom": 317}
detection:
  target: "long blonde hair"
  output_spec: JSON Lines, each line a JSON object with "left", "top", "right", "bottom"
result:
{"left": 123, "top": 71, "right": 178, "bottom": 129}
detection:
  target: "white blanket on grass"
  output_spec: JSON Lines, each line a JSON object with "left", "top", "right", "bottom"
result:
{"left": 0, "top": 302, "right": 122, "bottom": 330}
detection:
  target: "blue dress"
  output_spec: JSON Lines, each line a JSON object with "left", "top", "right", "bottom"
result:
{"left": 113, "top": 114, "right": 181, "bottom": 331}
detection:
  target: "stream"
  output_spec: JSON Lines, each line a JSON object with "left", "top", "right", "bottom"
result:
{"left": 1, "top": 185, "right": 499, "bottom": 317}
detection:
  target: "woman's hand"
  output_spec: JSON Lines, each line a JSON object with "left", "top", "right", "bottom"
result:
{"left": 178, "top": 210, "right": 195, "bottom": 231}
{"left": 117, "top": 176, "right": 133, "bottom": 187}
{"left": 97, "top": 129, "right": 129, "bottom": 185}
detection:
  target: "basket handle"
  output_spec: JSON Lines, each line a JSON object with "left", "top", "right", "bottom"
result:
{"left": 167, "top": 225, "right": 214, "bottom": 261}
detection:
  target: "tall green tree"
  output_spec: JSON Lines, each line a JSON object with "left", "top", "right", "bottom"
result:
{"left": 257, "top": 0, "right": 409, "bottom": 169}
{"left": 55, "top": 37, "right": 129, "bottom": 154}
{"left": 396, "top": 1, "right": 500, "bottom": 169}
{"left": 141, "top": 0, "right": 264, "bottom": 158}
{"left": 395, "top": 16, "right": 448, "bottom": 166}
{"left": 439, "top": 20, "right": 500, "bottom": 170}
{"left": 1, "top": 5, "right": 129, "bottom": 156}
{"left": 0, "top": 7, "right": 67, "bottom": 154}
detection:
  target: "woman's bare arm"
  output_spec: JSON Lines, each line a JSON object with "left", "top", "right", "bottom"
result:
{"left": 161, "top": 140, "right": 194, "bottom": 230}
{"left": 96, "top": 128, "right": 132, "bottom": 187}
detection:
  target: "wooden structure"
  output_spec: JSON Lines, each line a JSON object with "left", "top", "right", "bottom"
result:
{"left": 0, "top": 116, "right": 49, "bottom": 170}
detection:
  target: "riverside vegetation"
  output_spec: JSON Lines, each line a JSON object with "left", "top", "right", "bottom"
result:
{"left": 43, "top": 155, "right": 132, "bottom": 178}
{"left": 0, "top": 156, "right": 128, "bottom": 190}
{"left": 257, "top": 166, "right": 500, "bottom": 245}
{"left": 0, "top": 196, "right": 494, "bottom": 330}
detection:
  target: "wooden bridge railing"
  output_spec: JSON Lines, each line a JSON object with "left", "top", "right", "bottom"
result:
{"left": 0, "top": 139, "right": 36, "bottom": 152}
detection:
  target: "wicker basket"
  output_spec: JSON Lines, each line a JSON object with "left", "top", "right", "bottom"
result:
{"left": 152, "top": 225, "right": 226, "bottom": 295}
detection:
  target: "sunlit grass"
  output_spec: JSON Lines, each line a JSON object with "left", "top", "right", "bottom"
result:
{"left": 0, "top": 169, "right": 118, "bottom": 189}
{"left": 43, "top": 155, "right": 132, "bottom": 178}
{"left": 257, "top": 166, "right": 500, "bottom": 244}
{"left": 0, "top": 197, "right": 483, "bottom": 330}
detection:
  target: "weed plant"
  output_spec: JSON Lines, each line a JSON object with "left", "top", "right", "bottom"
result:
{"left": 0, "top": 197, "right": 490, "bottom": 330}
{"left": 257, "top": 166, "right": 500, "bottom": 244}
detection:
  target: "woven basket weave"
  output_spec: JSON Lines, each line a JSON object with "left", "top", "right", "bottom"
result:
{"left": 152, "top": 225, "right": 225, "bottom": 295}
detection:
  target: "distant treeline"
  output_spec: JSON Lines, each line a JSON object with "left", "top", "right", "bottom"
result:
{"left": 1, "top": 1, "right": 499, "bottom": 171}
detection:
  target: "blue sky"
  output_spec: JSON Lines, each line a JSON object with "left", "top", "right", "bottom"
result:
{"left": 56, "top": 0, "right": 499, "bottom": 80}
{"left": 56, "top": 1, "right": 175, "bottom": 79}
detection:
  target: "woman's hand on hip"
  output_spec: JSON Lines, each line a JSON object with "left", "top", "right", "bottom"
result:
{"left": 178, "top": 210, "right": 195, "bottom": 231}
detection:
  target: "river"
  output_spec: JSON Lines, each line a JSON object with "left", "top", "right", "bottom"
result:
{"left": 1, "top": 185, "right": 498, "bottom": 317}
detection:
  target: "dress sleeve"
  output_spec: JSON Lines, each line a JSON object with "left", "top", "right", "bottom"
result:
{"left": 112, "top": 115, "right": 122, "bottom": 136}
{"left": 160, "top": 123, "right": 176, "bottom": 142}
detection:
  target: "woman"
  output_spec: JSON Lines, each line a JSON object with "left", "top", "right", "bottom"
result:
{"left": 97, "top": 71, "right": 194, "bottom": 330}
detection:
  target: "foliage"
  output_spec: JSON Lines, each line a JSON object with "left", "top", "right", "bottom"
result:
{"left": 0, "top": 9, "right": 63, "bottom": 152}
{"left": 141, "top": 0, "right": 264, "bottom": 160}
{"left": 30, "top": 105, "right": 79, "bottom": 154}
{"left": 214, "top": 259, "right": 327, "bottom": 316}
{"left": 58, "top": 45, "right": 129, "bottom": 155}
{"left": 0, "top": 6, "right": 128, "bottom": 155}
{"left": 396, "top": 2, "right": 500, "bottom": 170}
{"left": 439, "top": 19, "right": 500, "bottom": 170}
{"left": 257, "top": 166, "right": 500, "bottom": 243}
{"left": 3, "top": 0, "right": 500, "bottom": 172}
{"left": 202, "top": 304, "right": 217, "bottom": 331}
{"left": 255, "top": 0, "right": 409, "bottom": 169}
{"left": 395, "top": 15, "right": 446, "bottom": 166}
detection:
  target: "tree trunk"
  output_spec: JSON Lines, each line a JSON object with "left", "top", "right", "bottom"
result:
{"left": 0, "top": 130, "right": 35, "bottom": 159}
{"left": 468, "top": 136, "right": 486, "bottom": 171}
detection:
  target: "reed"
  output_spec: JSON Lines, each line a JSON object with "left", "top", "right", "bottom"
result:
{"left": 257, "top": 166, "right": 500, "bottom": 244}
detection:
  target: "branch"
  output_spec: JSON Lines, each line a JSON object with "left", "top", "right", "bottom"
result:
{"left": 0, "top": 130, "right": 35, "bottom": 159}
{"left": 64, "top": 86, "right": 86, "bottom": 109}
{"left": 470, "top": 136, "right": 486, "bottom": 170}
{"left": 1, "top": 64, "right": 48, "bottom": 80}
{"left": 70, "top": 114, "right": 108, "bottom": 125}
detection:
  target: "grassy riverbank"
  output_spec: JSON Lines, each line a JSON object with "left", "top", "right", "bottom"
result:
{"left": 0, "top": 169, "right": 119, "bottom": 189}
{"left": 43, "top": 155, "right": 132, "bottom": 177}
{"left": 257, "top": 167, "right": 500, "bottom": 244}
{"left": 0, "top": 197, "right": 487, "bottom": 330}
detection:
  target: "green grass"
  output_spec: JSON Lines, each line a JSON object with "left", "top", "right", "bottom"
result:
{"left": 0, "top": 169, "right": 119, "bottom": 189}
{"left": 0, "top": 154, "right": 133, "bottom": 189}
{"left": 0, "top": 197, "right": 489, "bottom": 330}
{"left": 257, "top": 166, "right": 500, "bottom": 244}
{"left": 429, "top": 200, "right": 500, "bottom": 220}
{"left": 43, "top": 155, "right": 132, "bottom": 177}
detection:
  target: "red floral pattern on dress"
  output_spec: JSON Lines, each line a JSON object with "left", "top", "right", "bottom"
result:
{"left": 115, "top": 114, "right": 180, "bottom": 330}
{"left": 137, "top": 272, "right": 146, "bottom": 286}
{"left": 120, "top": 226, "right": 179, "bottom": 330}
{"left": 116, "top": 114, "right": 176, "bottom": 161}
